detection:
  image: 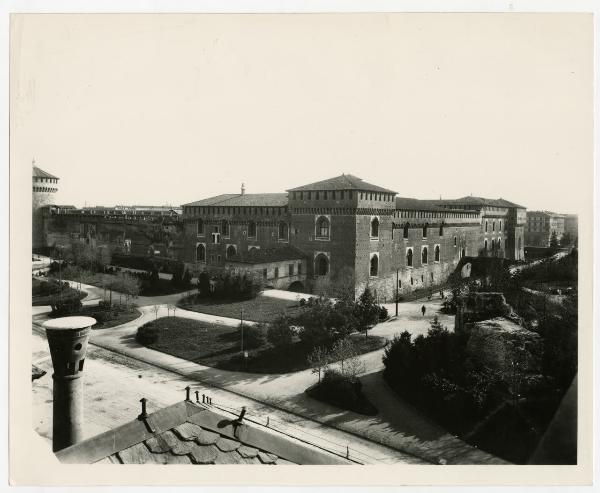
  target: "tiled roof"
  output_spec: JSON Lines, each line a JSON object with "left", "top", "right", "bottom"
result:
{"left": 183, "top": 194, "right": 288, "bottom": 208}
{"left": 395, "top": 197, "right": 451, "bottom": 212}
{"left": 55, "top": 400, "right": 349, "bottom": 465}
{"left": 288, "top": 174, "right": 396, "bottom": 194}
{"left": 227, "top": 246, "right": 306, "bottom": 264}
{"left": 32, "top": 166, "right": 59, "bottom": 180}
{"left": 434, "top": 196, "right": 525, "bottom": 209}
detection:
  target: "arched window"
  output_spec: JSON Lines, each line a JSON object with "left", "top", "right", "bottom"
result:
{"left": 492, "top": 221, "right": 496, "bottom": 232}
{"left": 370, "top": 217, "right": 379, "bottom": 237}
{"left": 248, "top": 221, "right": 257, "bottom": 238}
{"left": 370, "top": 254, "right": 379, "bottom": 277}
{"left": 439, "top": 223, "right": 444, "bottom": 236}
{"left": 226, "top": 245, "right": 237, "bottom": 259}
{"left": 403, "top": 223, "right": 409, "bottom": 239}
{"left": 499, "top": 220, "right": 503, "bottom": 231}
{"left": 434, "top": 245, "right": 440, "bottom": 262}
{"left": 278, "top": 221, "right": 289, "bottom": 240}
{"left": 485, "top": 220, "right": 488, "bottom": 232}
{"left": 196, "top": 243, "right": 206, "bottom": 262}
{"left": 221, "top": 219, "right": 230, "bottom": 237}
{"left": 484, "top": 239, "right": 488, "bottom": 251}
{"left": 315, "top": 254, "right": 329, "bottom": 276}
{"left": 316, "top": 216, "right": 330, "bottom": 239}
{"left": 454, "top": 235, "right": 457, "bottom": 246}
{"left": 406, "top": 248, "right": 413, "bottom": 267}
{"left": 422, "top": 246, "right": 428, "bottom": 264}
{"left": 196, "top": 219, "right": 204, "bottom": 236}
{"left": 422, "top": 223, "right": 428, "bottom": 238}
{"left": 461, "top": 248, "right": 466, "bottom": 258}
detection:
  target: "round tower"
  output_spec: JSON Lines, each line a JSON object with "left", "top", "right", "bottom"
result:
{"left": 42, "top": 316, "right": 96, "bottom": 452}
{"left": 32, "top": 160, "right": 59, "bottom": 250}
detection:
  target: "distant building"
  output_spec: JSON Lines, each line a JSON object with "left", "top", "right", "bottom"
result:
{"left": 525, "top": 211, "right": 565, "bottom": 247}
{"left": 563, "top": 214, "right": 578, "bottom": 241}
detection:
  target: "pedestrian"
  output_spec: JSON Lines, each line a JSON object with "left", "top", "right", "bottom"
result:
{"left": 421, "top": 305, "right": 426, "bottom": 317}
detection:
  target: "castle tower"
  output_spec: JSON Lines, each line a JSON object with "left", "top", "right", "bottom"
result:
{"left": 42, "top": 316, "right": 96, "bottom": 452}
{"left": 32, "top": 160, "right": 59, "bottom": 250}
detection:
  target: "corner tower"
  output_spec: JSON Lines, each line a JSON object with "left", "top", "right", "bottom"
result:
{"left": 32, "top": 160, "right": 59, "bottom": 250}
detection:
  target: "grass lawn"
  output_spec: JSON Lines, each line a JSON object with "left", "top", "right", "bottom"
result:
{"left": 32, "top": 278, "right": 87, "bottom": 306}
{"left": 47, "top": 302, "right": 142, "bottom": 330}
{"left": 177, "top": 295, "right": 307, "bottom": 323}
{"left": 137, "top": 316, "right": 387, "bottom": 374}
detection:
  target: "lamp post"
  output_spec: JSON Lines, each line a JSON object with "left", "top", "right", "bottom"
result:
{"left": 395, "top": 268, "right": 399, "bottom": 317}
{"left": 240, "top": 307, "right": 244, "bottom": 354}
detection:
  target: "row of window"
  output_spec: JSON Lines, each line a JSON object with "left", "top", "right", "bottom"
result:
{"left": 290, "top": 190, "right": 394, "bottom": 202}
{"left": 484, "top": 220, "right": 503, "bottom": 233}
{"left": 262, "top": 263, "right": 303, "bottom": 280}
{"left": 404, "top": 245, "right": 441, "bottom": 268}
{"left": 186, "top": 206, "right": 287, "bottom": 217}
{"left": 197, "top": 219, "right": 290, "bottom": 241}
{"left": 395, "top": 210, "right": 477, "bottom": 219}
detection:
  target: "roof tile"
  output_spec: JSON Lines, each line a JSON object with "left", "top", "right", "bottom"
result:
{"left": 213, "top": 451, "right": 247, "bottom": 465}
{"left": 172, "top": 422, "right": 204, "bottom": 441}
{"left": 215, "top": 436, "right": 241, "bottom": 453}
{"left": 237, "top": 445, "right": 259, "bottom": 458}
{"left": 258, "top": 451, "right": 278, "bottom": 464}
{"left": 288, "top": 174, "right": 396, "bottom": 194}
{"left": 145, "top": 435, "right": 172, "bottom": 454}
{"left": 183, "top": 193, "right": 288, "bottom": 208}
{"left": 189, "top": 443, "right": 220, "bottom": 464}
{"left": 194, "top": 429, "right": 220, "bottom": 445}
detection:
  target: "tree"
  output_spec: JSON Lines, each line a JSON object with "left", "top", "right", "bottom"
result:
{"left": 354, "top": 287, "right": 381, "bottom": 340}
{"left": 560, "top": 231, "right": 573, "bottom": 247}
{"left": 152, "top": 304, "right": 160, "bottom": 320}
{"left": 549, "top": 231, "right": 558, "bottom": 248}
{"left": 307, "top": 346, "right": 330, "bottom": 383}
{"left": 198, "top": 271, "right": 210, "bottom": 297}
{"left": 330, "top": 338, "right": 358, "bottom": 374}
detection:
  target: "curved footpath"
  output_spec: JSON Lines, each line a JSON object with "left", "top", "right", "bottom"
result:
{"left": 32, "top": 280, "right": 506, "bottom": 465}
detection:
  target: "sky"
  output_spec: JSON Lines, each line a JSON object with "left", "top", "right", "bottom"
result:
{"left": 11, "top": 13, "right": 593, "bottom": 214}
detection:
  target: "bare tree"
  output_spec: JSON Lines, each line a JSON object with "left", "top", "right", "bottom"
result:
{"left": 307, "top": 346, "right": 330, "bottom": 384}
{"left": 152, "top": 304, "right": 160, "bottom": 320}
{"left": 330, "top": 338, "right": 358, "bottom": 374}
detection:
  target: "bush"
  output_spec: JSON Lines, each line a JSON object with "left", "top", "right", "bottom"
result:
{"left": 267, "top": 316, "right": 295, "bottom": 348}
{"left": 136, "top": 324, "right": 161, "bottom": 345}
{"left": 50, "top": 297, "right": 83, "bottom": 316}
{"left": 299, "top": 298, "right": 307, "bottom": 307}
{"left": 307, "top": 369, "right": 377, "bottom": 416}
{"left": 378, "top": 305, "right": 388, "bottom": 321}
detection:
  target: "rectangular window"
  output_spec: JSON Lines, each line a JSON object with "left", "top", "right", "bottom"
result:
{"left": 308, "top": 192, "right": 312, "bottom": 199}
{"left": 289, "top": 264, "right": 294, "bottom": 276}
{"left": 263, "top": 268, "right": 267, "bottom": 280}
{"left": 324, "top": 191, "right": 327, "bottom": 200}
{"left": 274, "top": 267, "right": 279, "bottom": 278}
{"left": 298, "top": 263, "right": 302, "bottom": 275}
{"left": 341, "top": 191, "right": 344, "bottom": 199}
{"left": 316, "top": 191, "right": 320, "bottom": 200}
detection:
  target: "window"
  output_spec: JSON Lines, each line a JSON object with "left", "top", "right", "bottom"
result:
{"left": 462, "top": 248, "right": 466, "bottom": 258}
{"left": 212, "top": 228, "right": 221, "bottom": 244}
{"left": 398, "top": 279, "right": 402, "bottom": 288}
{"left": 431, "top": 272, "right": 434, "bottom": 282}
{"left": 221, "top": 219, "right": 230, "bottom": 237}
{"left": 370, "top": 254, "right": 379, "bottom": 277}
{"left": 298, "top": 263, "right": 302, "bottom": 275}
{"left": 263, "top": 268, "right": 267, "bottom": 280}
{"left": 422, "top": 223, "right": 428, "bottom": 238}
{"left": 406, "top": 248, "right": 413, "bottom": 267}
{"left": 370, "top": 217, "right": 379, "bottom": 237}
{"left": 454, "top": 235, "right": 457, "bottom": 247}
{"left": 434, "top": 245, "right": 440, "bottom": 262}
{"left": 410, "top": 277, "right": 414, "bottom": 285}
{"left": 248, "top": 221, "right": 257, "bottom": 238}
{"left": 492, "top": 221, "right": 496, "bottom": 232}
{"left": 278, "top": 221, "right": 289, "bottom": 240}
{"left": 315, "top": 254, "right": 329, "bottom": 276}
{"left": 288, "top": 264, "right": 294, "bottom": 276}
{"left": 500, "top": 220, "right": 503, "bottom": 231}
{"left": 316, "top": 216, "right": 330, "bottom": 239}
{"left": 196, "top": 243, "right": 206, "bottom": 262}
{"left": 403, "top": 223, "right": 409, "bottom": 239}
{"left": 439, "top": 223, "right": 444, "bottom": 236}
{"left": 196, "top": 219, "right": 204, "bottom": 236}
{"left": 485, "top": 220, "right": 488, "bottom": 232}
{"left": 421, "top": 246, "right": 428, "bottom": 264}
{"left": 226, "top": 245, "right": 236, "bottom": 259}
{"left": 484, "top": 239, "right": 488, "bottom": 251}
{"left": 274, "top": 267, "right": 279, "bottom": 278}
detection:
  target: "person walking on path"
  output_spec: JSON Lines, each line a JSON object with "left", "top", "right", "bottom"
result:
{"left": 421, "top": 305, "right": 426, "bottom": 317}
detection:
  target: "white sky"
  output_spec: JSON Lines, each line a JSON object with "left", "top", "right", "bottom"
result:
{"left": 11, "top": 13, "right": 593, "bottom": 214}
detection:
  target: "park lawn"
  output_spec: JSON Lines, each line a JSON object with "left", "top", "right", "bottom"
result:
{"left": 178, "top": 295, "right": 307, "bottom": 323}
{"left": 138, "top": 317, "right": 387, "bottom": 374}
{"left": 32, "top": 278, "right": 87, "bottom": 306}
{"left": 47, "top": 302, "right": 142, "bottom": 330}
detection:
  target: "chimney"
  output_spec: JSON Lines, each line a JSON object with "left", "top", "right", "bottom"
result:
{"left": 241, "top": 183, "right": 246, "bottom": 195}
{"left": 43, "top": 316, "right": 96, "bottom": 452}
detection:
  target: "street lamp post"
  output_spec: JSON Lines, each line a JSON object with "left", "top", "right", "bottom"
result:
{"left": 395, "top": 268, "right": 399, "bottom": 317}
{"left": 240, "top": 307, "right": 244, "bottom": 354}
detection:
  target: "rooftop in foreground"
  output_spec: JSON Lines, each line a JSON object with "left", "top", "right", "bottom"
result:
{"left": 56, "top": 399, "right": 351, "bottom": 465}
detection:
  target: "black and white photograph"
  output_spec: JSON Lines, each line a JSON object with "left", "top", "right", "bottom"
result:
{"left": 6, "top": 4, "right": 596, "bottom": 488}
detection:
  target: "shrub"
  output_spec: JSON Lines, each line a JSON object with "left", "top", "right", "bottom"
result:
{"left": 308, "top": 369, "right": 377, "bottom": 416}
{"left": 378, "top": 305, "right": 388, "bottom": 321}
{"left": 299, "top": 298, "right": 307, "bottom": 307}
{"left": 50, "top": 297, "right": 83, "bottom": 316}
{"left": 267, "top": 316, "right": 295, "bottom": 348}
{"left": 136, "top": 324, "right": 161, "bottom": 345}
